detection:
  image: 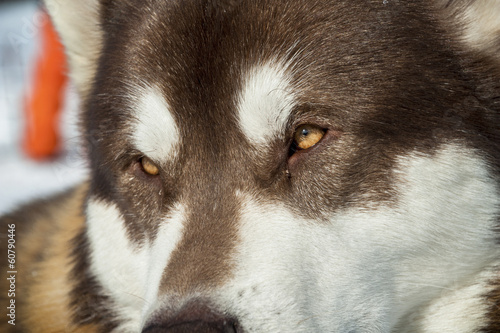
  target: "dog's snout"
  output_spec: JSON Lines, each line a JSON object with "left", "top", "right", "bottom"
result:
{"left": 143, "top": 302, "right": 239, "bottom": 333}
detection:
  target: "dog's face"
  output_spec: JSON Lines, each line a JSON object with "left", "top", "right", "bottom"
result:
{"left": 46, "top": 0, "right": 500, "bottom": 331}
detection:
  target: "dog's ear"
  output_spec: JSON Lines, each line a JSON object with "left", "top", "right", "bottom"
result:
{"left": 436, "top": 0, "right": 500, "bottom": 61}
{"left": 43, "top": 0, "right": 103, "bottom": 98}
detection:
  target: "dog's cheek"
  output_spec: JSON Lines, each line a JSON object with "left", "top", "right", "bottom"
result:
{"left": 109, "top": 169, "right": 169, "bottom": 241}
{"left": 123, "top": 176, "right": 162, "bottom": 212}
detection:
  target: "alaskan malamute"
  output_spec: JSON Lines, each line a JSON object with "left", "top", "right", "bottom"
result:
{"left": 2, "top": 0, "right": 500, "bottom": 332}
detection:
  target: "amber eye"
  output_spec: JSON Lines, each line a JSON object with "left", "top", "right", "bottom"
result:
{"left": 140, "top": 156, "right": 160, "bottom": 176}
{"left": 293, "top": 124, "right": 326, "bottom": 151}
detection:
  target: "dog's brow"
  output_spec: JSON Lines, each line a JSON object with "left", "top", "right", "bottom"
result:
{"left": 236, "top": 62, "right": 295, "bottom": 146}
{"left": 131, "top": 85, "right": 180, "bottom": 161}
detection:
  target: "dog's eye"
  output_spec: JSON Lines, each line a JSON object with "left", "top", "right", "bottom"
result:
{"left": 292, "top": 124, "right": 326, "bottom": 151}
{"left": 140, "top": 156, "right": 160, "bottom": 176}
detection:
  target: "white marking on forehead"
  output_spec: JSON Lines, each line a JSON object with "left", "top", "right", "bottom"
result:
{"left": 131, "top": 85, "right": 180, "bottom": 161}
{"left": 461, "top": 1, "right": 500, "bottom": 55}
{"left": 86, "top": 198, "right": 186, "bottom": 331}
{"left": 237, "top": 61, "right": 296, "bottom": 146}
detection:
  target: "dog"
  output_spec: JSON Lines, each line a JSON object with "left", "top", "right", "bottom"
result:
{"left": 2, "top": 0, "right": 500, "bottom": 332}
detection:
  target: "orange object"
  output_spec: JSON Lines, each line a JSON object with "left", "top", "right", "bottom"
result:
{"left": 23, "top": 11, "right": 67, "bottom": 160}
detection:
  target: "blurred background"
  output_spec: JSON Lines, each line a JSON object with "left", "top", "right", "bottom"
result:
{"left": 0, "top": 0, "right": 87, "bottom": 214}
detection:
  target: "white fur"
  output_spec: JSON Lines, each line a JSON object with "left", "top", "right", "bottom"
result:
{"left": 140, "top": 204, "right": 186, "bottom": 328}
{"left": 237, "top": 61, "right": 296, "bottom": 147}
{"left": 398, "top": 268, "right": 495, "bottom": 333}
{"left": 86, "top": 198, "right": 186, "bottom": 332}
{"left": 461, "top": 0, "right": 500, "bottom": 54}
{"left": 131, "top": 85, "right": 180, "bottom": 162}
{"left": 215, "top": 143, "right": 500, "bottom": 332}
{"left": 44, "top": 0, "right": 102, "bottom": 96}
{"left": 439, "top": 0, "right": 500, "bottom": 62}
{"left": 43, "top": 0, "right": 500, "bottom": 330}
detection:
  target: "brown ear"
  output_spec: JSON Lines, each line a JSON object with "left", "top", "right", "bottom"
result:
{"left": 436, "top": 0, "right": 500, "bottom": 62}
{"left": 43, "top": 0, "right": 103, "bottom": 98}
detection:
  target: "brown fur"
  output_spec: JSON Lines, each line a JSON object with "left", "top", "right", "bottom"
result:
{"left": 2, "top": 0, "right": 499, "bottom": 330}
{"left": 80, "top": 1, "right": 500, "bottom": 302}
{"left": 0, "top": 184, "right": 100, "bottom": 332}
{"left": 482, "top": 277, "right": 500, "bottom": 333}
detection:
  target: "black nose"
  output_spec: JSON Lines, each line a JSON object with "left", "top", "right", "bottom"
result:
{"left": 142, "top": 302, "right": 239, "bottom": 333}
{"left": 143, "top": 319, "right": 238, "bottom": 333}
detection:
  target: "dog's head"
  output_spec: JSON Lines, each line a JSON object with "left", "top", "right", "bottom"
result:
{"left": 46, "top": 0, "right": 500, "bottom": 331}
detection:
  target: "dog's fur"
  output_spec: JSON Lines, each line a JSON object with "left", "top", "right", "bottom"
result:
{"left": 2, "top": 0, "right": 500, "bottom": 332}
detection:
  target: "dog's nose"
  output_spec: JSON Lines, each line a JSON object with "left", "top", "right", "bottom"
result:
{"left": 142, "top": 302, "right": 239, "bottom": 333}
{"left": 143, "top": 320, "right": 237, "bottom": 333}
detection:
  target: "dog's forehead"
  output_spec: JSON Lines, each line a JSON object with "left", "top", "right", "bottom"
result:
{"left": 97, "top": 0, "right": 395, "bottom": 161}
{"left": 98, "top": 0, "right": 446, "bottom": 138}
{"left": 127, "top": 62, "right": 296, "bottom": 165}
{"left": 101, "top": 0, "right": 383, "bottom": 122}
